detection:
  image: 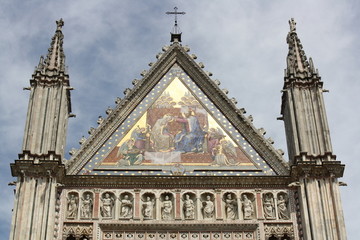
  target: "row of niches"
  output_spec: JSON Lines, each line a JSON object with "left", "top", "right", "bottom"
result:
{"left": 64, "top": 190, "right": 291, "bottom": 221}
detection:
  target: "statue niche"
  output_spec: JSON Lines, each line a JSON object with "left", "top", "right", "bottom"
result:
{"left": 80, "top": 192, "right": 93, "bottom": 219}
{"left": 263, "top": 193, "right": 276, "bottom": 220}
{"left": 100, "top": 192, "right": 115, "bottom": 218}
{"left": 182, "top": 192, "right": 196, "bottom": 220}
{"left": 67, "top": 192, "right": 79, "bottom": 219}
{"left": 201, "top": 193, "right": 215, "bottom": 220}
{"left": 277, "top": 193, "right": 290, "bottom": 220}
{"left": 161, "top": 193, "right": 174, "bottom": 220}
{"left": 119, "top": 192, "right": 133, "bottom": 219}
{"left": 241, "top": 193, "right": 255, "bottom": 220}
{"left": 223, "top": 192, "right": 237, "bottom": 220}
{"left": 142, "top": 193, "right": 156, "bottom": 220}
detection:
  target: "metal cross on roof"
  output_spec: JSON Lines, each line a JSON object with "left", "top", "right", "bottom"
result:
{"left": 166, "top": 7, "right": 186, "bottom": 34}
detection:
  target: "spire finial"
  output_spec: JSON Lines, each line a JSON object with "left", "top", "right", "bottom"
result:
{"left": 166, "top": 7, "right": 186, "bottom": 42}
{"left": 56, "top": 18, "right": 64, "bottom": 31}
{"left": 289, "top": 18, "right": 296, "bottom": 33}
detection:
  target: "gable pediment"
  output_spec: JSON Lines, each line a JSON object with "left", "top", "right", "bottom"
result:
{"left": 66, "top": 44, "right": 288, "bottom": 176}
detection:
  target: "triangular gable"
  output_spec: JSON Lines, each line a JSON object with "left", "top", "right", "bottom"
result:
{"left": 66, "top": 44, "right": 288, "bottom": 176}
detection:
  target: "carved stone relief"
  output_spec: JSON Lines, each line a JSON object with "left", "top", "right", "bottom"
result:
{"left": 201, "top": 193, "right": 215, "bottom": 220}
{"left": 161, "top": 193, "right": 173, "bottom": 220}
{"left": 67, "top": 192, "right": 79, "bottom": 219}
{"left": 277, "top": 193, "right": 290, "bottom": 220}
{"left": 142, "top": 192, "right": 156, "bottom": 220}
{"left": 241, "top": 193, "right": 255, "bottom": 220}
{"left": 62, "top": 189, "right": 292, "bottom": 223}
{"left": 264, "top": 223, "right": 294, "bottom": 239}
{"left": 100, "top": 192, "right": 115, "bottom": 218}
{"left": 119, "top": 192, "right": 133, "bottom": 219}
{"left": 81, "top": 192, "right": 93, "bottom": 219}
{"left": 263, "top": 193, "right": 276, "bottom": 220}
{"left": 223, "top": 192, "right": 237, "bottom": 220}
{"left": 183, "top": 193, "right": 196, "bottom": 220}
{"left": 62, "top": 223, "right": 92, "bottom": 240}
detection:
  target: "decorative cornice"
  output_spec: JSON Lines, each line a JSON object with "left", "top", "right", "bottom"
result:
{"left": 62, "top": 175, "right": 292, "bottom": 189}
{"left": 10, "top": 158, "right": 65, "bottom": 180}
{"left": 100, "top": 222, "right": 258, "bottom": 232}
{"left": 290, "top": 160, "right": 345, "bottom": 179}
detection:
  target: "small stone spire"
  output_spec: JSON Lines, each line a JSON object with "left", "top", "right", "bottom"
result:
{"left": 37, "top": 18, "right": 66, "bottom": 73}
{"left": 285, "top": 18, "right": 317, "bottom": 78}
{"left": 21, "top": 18, "right": 72, "bottom": 159}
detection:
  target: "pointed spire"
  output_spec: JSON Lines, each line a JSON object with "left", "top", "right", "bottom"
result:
{"left": 36, "top": 18, "right": 66, "bottom": 73}
{"left": 285, "top": 18, "right": 317, "bottom": 78}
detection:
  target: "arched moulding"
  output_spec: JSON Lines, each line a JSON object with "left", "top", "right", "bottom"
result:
{"left": 119, "top": 192, "right": 134, "bottom": 220}
{"left": 240, "top": 192, "right": 256, "bottom": 220}
{"left": 80, "top": 191, "right": 94, "bottom": 219}
{"left": 223, "top": 191, "right": 238, "bottom": 220}
{"left": 100, "top": 191, "right": 116, "bottom": 219}
{"left": 182, "top": 192, "right": 196, "bottom": 220}
{"left": 200, "top": 192, "right": 215, "bottom": 220}
{"left": 262, "top": 192, "right": 276, "bottom": 220}
{"left": 160, "top": 192, "right": 175, "bottom": 221}
{"left": 141, "top": 192, "right": 156, "bottom": 220}
{"left": 66, "top": 191, "right": 79, "bottom": 220}
{"left": 277, "top": 192, "right": 290, "bottom": 220}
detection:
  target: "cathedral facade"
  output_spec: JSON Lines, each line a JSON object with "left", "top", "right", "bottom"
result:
{"left": 9, "top": 18, "right": 346, "bottom": 240}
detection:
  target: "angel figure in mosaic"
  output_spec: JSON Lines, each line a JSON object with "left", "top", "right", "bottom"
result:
{"left": 131, "top": 126, "right": 148, "bottom": 150}
{"left": 67, "top": 193, "right": 79, "bottom": 218}
{"left": 207, "top": 127, "right": 226, "bottom": 156}
{"left": 100, "top": 193, "right": 115, "bottom": 218}
{"left": 212, "top": 139, "right": 239, "bottom": 166}
{"left": 117, "top": 138, "right": 144, "bottom": 166}
{"left": 80, "top": 193, "right": 93, "bottom": 218}
{"left": 150, "top": 114, "right": 175, "bottom": 152}
{"left": 277, "top": 194, "right": 290, "bottom": 220}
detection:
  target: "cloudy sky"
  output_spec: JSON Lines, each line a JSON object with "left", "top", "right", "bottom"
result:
{"left": 1, "top": 0, "right": 359, "bottom": 238}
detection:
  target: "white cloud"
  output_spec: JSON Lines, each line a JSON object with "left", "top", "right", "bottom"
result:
{"left": 1, "top": 0, "right": 359, "bottom": 238}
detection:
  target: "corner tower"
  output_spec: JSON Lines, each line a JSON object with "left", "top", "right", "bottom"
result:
{"left": 280, "top": 19, "right": 346, "bottom": 239}
{"left": 21, "top": 18, "right": 72, "bottom": 160}
{"left": 9, "top": 19, "right": 72, "bottom": 240}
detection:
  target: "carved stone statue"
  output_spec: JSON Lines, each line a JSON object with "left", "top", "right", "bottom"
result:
{"left": 263, "top": 194, "right": 275, "bottom": 219}
{"left": 202, "top": 195, "right": 214, "bottom": 219}
{"left": 120, "top": 194, "right": 133, "bottom": 219}
{"left": 224, "top": 194, "right": 237, "bottom": 220}
{"left": 183, "top": 194, "right": 195, "bottom": 219}
{"left": 100, "top": 193, "right": 115, "bottom": 218}
{"left": 67, "top": 193, "right": 78, "bottom": 218}
{"left": 80, "top": 193, "right": 93, "bottom": 218}
{"left": 143, "top": 196, "right": 155, "bottom": 219}
{"left": 277, "top": 195, "right": 290, "bottom": 220}
{"left": 161, "top": 195, "right": 173, "bottom": 220}
{"left": 289, "top": 18, "right": 296, "bottom": 32}
{"left": 242, "top": 194, "right": 254, "bottom": 219}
